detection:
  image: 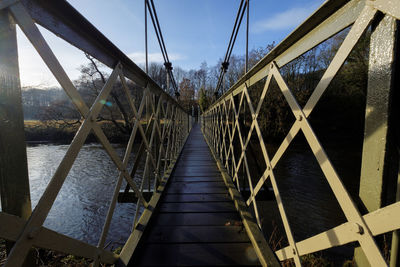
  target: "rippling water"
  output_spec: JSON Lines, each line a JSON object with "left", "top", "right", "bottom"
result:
{"left": 253, "top": 142, "right": 362, "bottom": 263}
{"left": 3, "top": 141, "right": 361, "bottom": 261}
{"left": 27, "top": 143, "right": 144, "bottom": 247}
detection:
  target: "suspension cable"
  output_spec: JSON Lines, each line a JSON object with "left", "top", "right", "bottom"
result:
{"left": 145, "top": 0, "right": 148, "bottom": 74}
{"left": 245, "top": 0, "right": 249, "bottom": 73}
{"left": 145, "top": 0, "right": 180, "bottom": 97}
{"left": 214, "top": 0, "right": 247, "bottom": 98}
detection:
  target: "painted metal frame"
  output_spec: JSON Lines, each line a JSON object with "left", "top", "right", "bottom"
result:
{"left": 0, "top": 1, "right": 193, "bottom": 266}
{"left": 202, "top": 0, "right": 400, "bottom": 266}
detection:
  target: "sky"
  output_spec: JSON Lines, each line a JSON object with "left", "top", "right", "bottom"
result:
{"left": 17, "top": 0, "right": 324, "bottom": 88}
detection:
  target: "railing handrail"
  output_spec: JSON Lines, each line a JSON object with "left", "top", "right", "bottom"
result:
{"left": 202, "top": 0, "right": 400, "bottom": 266}
{"left": 0, "top": 1, "right": 195, "bottom": 266}
{"left": 208, "top": 0, "right": 364, "bottom": 110}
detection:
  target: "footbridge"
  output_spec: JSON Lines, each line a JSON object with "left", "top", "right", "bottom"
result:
{"left": 0, "top": 0, "right": 400, "bottom": 266}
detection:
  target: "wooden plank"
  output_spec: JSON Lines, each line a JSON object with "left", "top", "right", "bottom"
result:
{"left": 204, "top": 132, "right": 281, "bottom": 266}
{"left": 177, "top": 159, "right": 216, "bottom": 163}
{"left": 158, "top": 202, "right": 237, "bottom": 213}
{"left": 172, "top": 176, "right": 221, "bottom": 182}
{"left": 172, "top": 171, "right": 222, "bottom": 177}
{"left": 162, "top": 193, "right": 231, "bottom": 203}
{"left": 175, "top": 163, "right": 218, "bottom": 168}
{"left": 146, "top": 226, "right": 250, "bottom": 243}
{"left": 129, "top": 125, "right": 264, "bottom": 266}
{"left": 173, "top": 168, "right": 220, "bottom": 174}
{"left": 118, "top": 131, "right": 191, "bottom": 265}
{"left": 154, "top": 212, "right": 241, "bottom": 226}
{"left": 132, "top": 243, "right": 260, "bottom": 266}
{"left": 168, "top": 181, "right": 226, "bottom": 187}
{"left": 166, "top": 184, "right": 227, "bottom": 194}
{"left": 180, "top": 153, "right": 213, "bottom": 157}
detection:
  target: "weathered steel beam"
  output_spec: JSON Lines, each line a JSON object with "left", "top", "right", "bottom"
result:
{"left": 355, "top": 13, "right": 400, "bottom": 267}
{"left": 275, "top": 201, "right": 400, "bottom": 260}
{"left": 0, "top": 212, "right": 118, "bottom": 264}
{"left": 0, "top": 5, "right": 32, "bottom": 240}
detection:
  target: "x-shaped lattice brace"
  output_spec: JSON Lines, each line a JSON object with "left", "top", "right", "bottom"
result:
{"left": 131, "top": 92, "right": 177, "bottom": 229}
{"left": 205, "top": 4, "right": 389, "bottom": 267}
{"left": 221, "top": 99, "right": 233, "bottom": 172}
{"left": 3, "top": 2, "right": 187, "bottom": 266}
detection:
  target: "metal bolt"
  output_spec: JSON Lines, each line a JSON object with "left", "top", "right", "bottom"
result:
{"left": 298, "top": 115, "right": 303, "bottom": 121}
{"left": 352, "top": 223, "right": 364, "bottom": 235}
{"left": 28, "top": 228, "right": 40, "bottom": 239}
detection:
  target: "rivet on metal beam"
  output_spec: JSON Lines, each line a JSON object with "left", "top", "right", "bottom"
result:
{"left": 298, "top": 115, "right": 303, "bottom": 121}
{"left": 352, "top": 223, "right": 364, "bottom": 235}
{"left": 27, "top": 227, "right": 40, "bottom": 239}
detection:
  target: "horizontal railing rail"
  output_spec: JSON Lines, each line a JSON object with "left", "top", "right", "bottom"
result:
{"left": 0, "top": 1, "right": 193, "bottom": 266}
{"left": 202, "top": 0, "right": 400, "bottom": 266}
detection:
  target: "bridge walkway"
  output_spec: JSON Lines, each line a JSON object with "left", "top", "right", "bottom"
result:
{"left": 129, "top": 124, "right": 261, "bottom": 266}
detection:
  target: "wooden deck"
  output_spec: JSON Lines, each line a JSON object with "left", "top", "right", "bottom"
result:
{"left": 129, "top": 124, "right": 261, "bottom": 266}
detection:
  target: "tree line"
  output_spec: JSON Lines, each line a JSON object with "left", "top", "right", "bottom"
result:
{"left": 22, "top": 27, "right": 369, "bottom": 144}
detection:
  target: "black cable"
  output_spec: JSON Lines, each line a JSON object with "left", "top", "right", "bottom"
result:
{"left": 146, "top": 1, "right": 167, "bottom": 62}
{"left": 149, "top": 0, "right": 170, "bottom": 62}
{"left": 227, "top": 1, "right": 247, "bottom": 61}
{"left": 149, "top": 0, "right": 178, "bottom": 96}
{"left": 215, "top": 0, "right": 245, "bottom": 95}
{"left": 224, "top": 0, "right": 244, "bottom": 63}
{"left": 145, "top": 0, "right": 148, "bottom": 73}
{"left": 145, "top": 0, "right": 179, "bottom": 96}
{"left": 245, "top": 0, "right": 249, "bottom": 73}
{"left": 214, "top": 0, "right": 247, "bottom": 97}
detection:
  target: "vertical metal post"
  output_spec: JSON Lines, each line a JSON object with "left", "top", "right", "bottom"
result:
{"left": 0, "top": 9, "right": 32, "bottom": 220}
{"left": 245, "top": 0, "right": 249, "bottom": 73}
{"left": 187, "top": 107, "right": 190, "bottom": 134}
{"left": 0, "top": 9, "right": 32, "bottom": 262}
{"left": 355, "top": 14, "right": 399, "bottom": 267}
{"left": 191, "top": 105, "right": 194, "bottom": 125}
{"left": 166, "top": 71, "right": 170, "bottom": 94}
{"left": 144, "top": 0, "right": 148, "bottom": 74}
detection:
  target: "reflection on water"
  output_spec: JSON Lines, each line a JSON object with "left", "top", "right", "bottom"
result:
{"left": 255, "top": 142, "right": 362, "bottom": 263}
{"left": 4, "top": 140, "right": 361, "bottom": 260}
{"left": 27, "top": 143, "right": 143, "bottom": 247}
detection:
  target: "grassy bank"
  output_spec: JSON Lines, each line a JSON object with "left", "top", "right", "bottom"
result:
{"left": 24, "top": 120, "right": 145, "bottom": 144}
{"left": 1, "top": 239, "right": 121, "bottom": 266}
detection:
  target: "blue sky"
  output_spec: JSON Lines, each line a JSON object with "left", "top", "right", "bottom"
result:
{"left": 17, "top": 0, "right": 324, "bottom": 87}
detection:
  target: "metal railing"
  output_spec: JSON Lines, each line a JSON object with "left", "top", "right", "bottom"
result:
{"left": 0, "top": 1, "right": 193, "bottom": 266}
{"left": 202, "top": 0, "right": 400, "bottom": 266}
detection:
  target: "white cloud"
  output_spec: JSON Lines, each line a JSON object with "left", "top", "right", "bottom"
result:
{"left": 128, "top": 52, "right": 185, "bottom": 65}
{"left": 253, "top": 4, "right": 319, "bottom": 33}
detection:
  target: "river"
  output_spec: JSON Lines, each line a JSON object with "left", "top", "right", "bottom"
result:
{"left": 3, "top": 141, "right": 361, "bottom": 261}
{"left": 26, "top": 143, "right": 143, "bottom": 248}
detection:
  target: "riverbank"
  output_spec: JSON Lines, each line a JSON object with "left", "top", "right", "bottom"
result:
{"left": 1, "top": 237, "right": 355, "bottom": 266}
{"left": 24, "top": 120, "right": 138, "bottom": 144}
{"left": 0, "top": 239, "right": 121, "bottom": 266}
